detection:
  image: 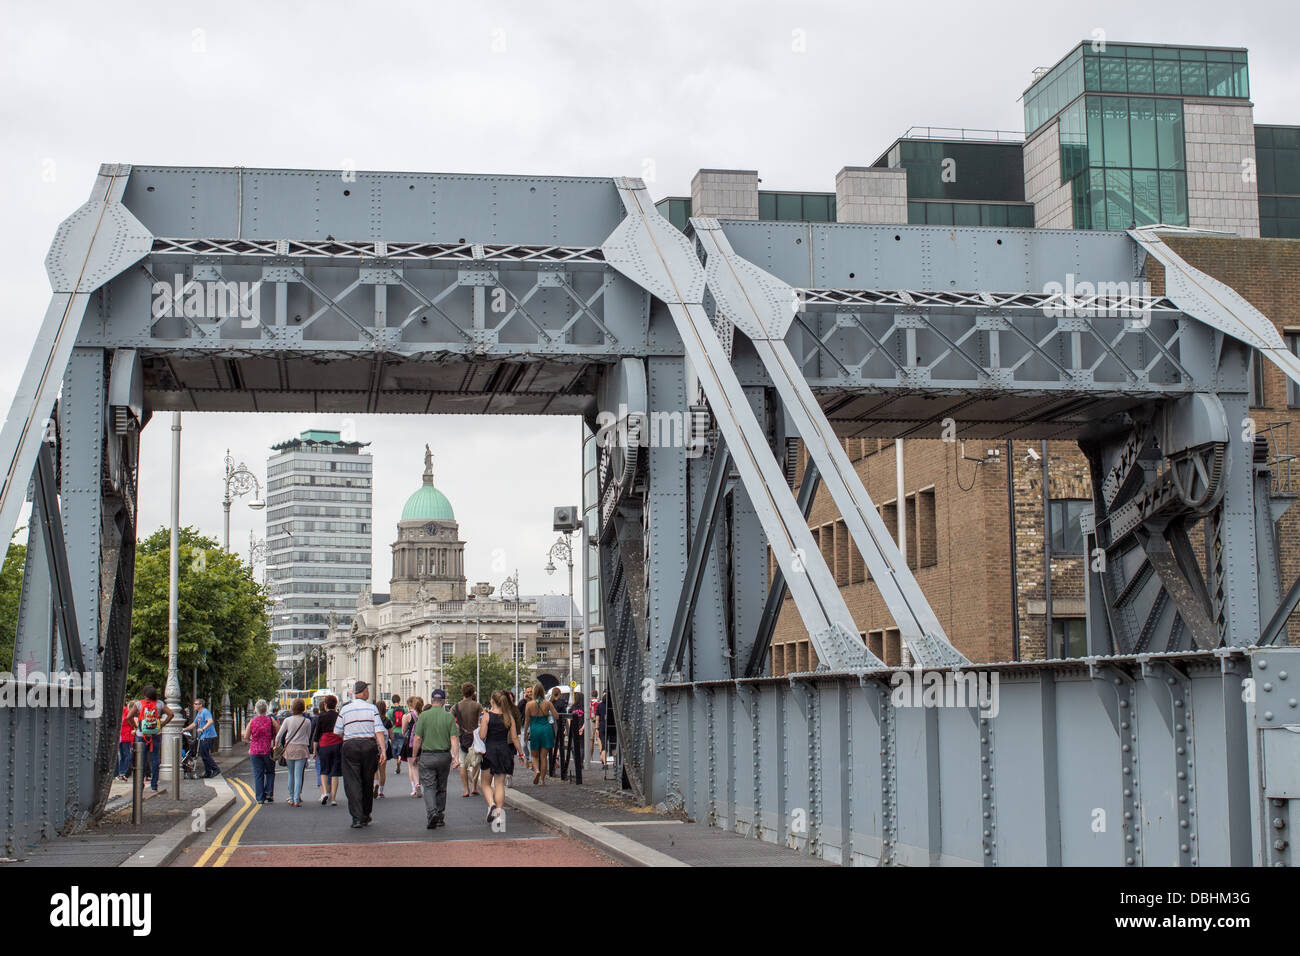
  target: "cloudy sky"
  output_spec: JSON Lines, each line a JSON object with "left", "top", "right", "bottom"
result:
{"left": 1, "top": 0, "right": 1296, "bottom": 598}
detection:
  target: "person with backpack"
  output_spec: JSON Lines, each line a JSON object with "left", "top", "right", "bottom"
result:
{"left": 127, "top": 685, "right": 175, "bottom": 791}
{"left": 401, "top": 697, "right": 423, "bottom": 797}
{"left": 274, "top": 698, "right": 314, "bottom": 806}
{"left": 388, "top": 695, "right": 407, "bottom": 774}
{"left": 452, "top": 683, "right": 483, "bottom": 798}
{"left": 373, "top": 698, "right": 392, "bottom": 798}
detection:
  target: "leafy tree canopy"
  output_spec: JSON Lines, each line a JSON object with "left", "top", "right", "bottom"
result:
{"left": 0, "top": 534, "right": 25, "bottom": 670}
{"left": 129, "top": 526, "right": 279, "bottom": 712}
{"left": 440, "top": 650, "right": 532, "bottom": 702}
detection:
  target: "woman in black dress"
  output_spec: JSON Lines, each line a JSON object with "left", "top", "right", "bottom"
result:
{"left": 478, "top": 689, "right": 524, "bottom": 826}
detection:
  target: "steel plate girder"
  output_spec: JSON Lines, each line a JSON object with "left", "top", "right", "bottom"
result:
{"left": 0, "top": 166, "right": 147, "bottom": 555}
{"left": 85, "top": 251, "right": 647, "bottom": 359}
{"left": 1131, "top": 226, "right": 1300, "bottom": 390}
{"left": 601, "top": 180, "right": 878, "bottom": 671}
{"left": 692, "top": 218, "right": 966, "bottom": 668}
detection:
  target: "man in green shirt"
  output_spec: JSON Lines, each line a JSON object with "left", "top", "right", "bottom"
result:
{"left": 410, "top": 688, "right": 461, "bottom": 829}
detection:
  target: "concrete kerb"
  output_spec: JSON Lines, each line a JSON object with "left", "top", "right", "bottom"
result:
{"left": 504, "top": 789, "right": 689, "bottom": 867}
{"left": 118, "top": 750, "right": 251, "bottom": 868}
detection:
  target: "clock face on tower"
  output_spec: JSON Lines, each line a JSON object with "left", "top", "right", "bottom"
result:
{"left": 424, "top": 523, "right": 435, "bottom": 535}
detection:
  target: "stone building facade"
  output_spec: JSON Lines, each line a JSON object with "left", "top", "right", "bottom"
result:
{"left": 322, "top": 447, "right": 581, "bottom": 700}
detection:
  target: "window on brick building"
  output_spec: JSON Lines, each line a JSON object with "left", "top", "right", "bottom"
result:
{"left": 884, "top": 628, "right": 902, "bottom": 666}
{"left": 1049, "top": 499, "right": 1089, "bottom": 554}
{"left": 1052, "top": 617, "right": 1088, "bottom": 658}
{"left": 916, "top": 487, "right": 938, "bottom": 568}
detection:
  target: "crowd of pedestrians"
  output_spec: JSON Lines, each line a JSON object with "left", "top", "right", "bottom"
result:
{"left": 116, "top": 687, "right": 224, "bottom": 790}
{"left": 115, "top": 680, "right": 620, "bottom": 836}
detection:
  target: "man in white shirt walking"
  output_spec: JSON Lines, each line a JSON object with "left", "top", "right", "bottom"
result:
{"left": 337, "top": 680, "right": 387, "bottom": 828}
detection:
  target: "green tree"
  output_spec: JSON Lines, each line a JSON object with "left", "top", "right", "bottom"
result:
{"left": 130, "top": 526, "right": 279, "bottom": 712}
{"left": 0, "top": 534, "right": 25, "bottom": 670}
{"left": 442, "top": 651, "right": 531, "bottom": 699}
{"left": 284, "top": 647, "right": 328, "bottom": 692}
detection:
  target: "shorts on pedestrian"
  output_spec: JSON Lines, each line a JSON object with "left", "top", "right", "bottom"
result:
{"left": 318, "top": 743, "right": 342, "bottom": 778}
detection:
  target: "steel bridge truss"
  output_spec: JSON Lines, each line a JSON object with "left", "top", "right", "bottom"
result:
{"left": 1, "top": 165, "right": 1297, "bottom": 866}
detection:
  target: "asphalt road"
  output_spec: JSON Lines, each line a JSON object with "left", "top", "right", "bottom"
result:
{"left": 174, "top": 755, "right": 616, "bottom": 867}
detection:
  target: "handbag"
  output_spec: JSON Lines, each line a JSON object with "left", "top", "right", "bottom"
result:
{"left": 273, "top": 716, "right": 308, "bottom": 765}
{"left": 472, "top": 727, "right": 487, "bottom": 754}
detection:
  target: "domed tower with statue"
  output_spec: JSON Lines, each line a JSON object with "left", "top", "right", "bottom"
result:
{"left": 322, "top": 445, "right": 582, "bottom": 704}
{"left": 389, "top": 445, "right": 466, "bottom": 603}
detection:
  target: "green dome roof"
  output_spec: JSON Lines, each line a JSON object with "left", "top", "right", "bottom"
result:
{"left": 402, "top": 446, "right": 454, "bottom": 520}
{"left": 402, "top": 483, "right": 455, "bottom": 521}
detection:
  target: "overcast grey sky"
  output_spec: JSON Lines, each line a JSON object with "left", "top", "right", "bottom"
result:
{"left": 1, "top": 0, "right": 1296, "bottom": 597}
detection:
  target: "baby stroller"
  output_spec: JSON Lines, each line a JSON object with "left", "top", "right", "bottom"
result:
{"left": 180, "top": 730, "right": 204, "bottom": 780}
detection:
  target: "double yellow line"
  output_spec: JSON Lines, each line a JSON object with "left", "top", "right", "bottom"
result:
{"left": 194, "top": 776, "right": 260, "bottom": 867}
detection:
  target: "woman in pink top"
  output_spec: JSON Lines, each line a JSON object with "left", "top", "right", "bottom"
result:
{"left": 243, "top": 699, "right": 278, "bottom": 804}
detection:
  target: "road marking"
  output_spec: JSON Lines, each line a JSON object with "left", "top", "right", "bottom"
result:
{"left": 226, "top": 834, "right": 561, "bottom": 849}
{"left": 214, "top": 778, "right": 260, "bottom": 867}
{"left": 193, "top": 776, "right": 252, "bottom": 867}
{"left": 599, "top": 820, "right": 686, "bottom": 827}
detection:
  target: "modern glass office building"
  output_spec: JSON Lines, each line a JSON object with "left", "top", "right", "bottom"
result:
{"left": 265, "top": 428, "right": 373, "bottom": 677}
{"left": 1023, "top": 42, "right": 1255, "bottom": 232}
{"left": 665, "top": 40, "right": 1292, "bottom": 239}
{"left": 873, "top": 135, "right": 1035, "bottom": 226}
{"left": 1257, "top": 126, "right": 1300, "bottom": 238}
{"left": 657, "top": 191, "right": 839, "bottom": 228}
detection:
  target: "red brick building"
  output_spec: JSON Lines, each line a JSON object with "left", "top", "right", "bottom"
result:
{"left": 770, "top": 235, "right": 1300, "bottom": 672}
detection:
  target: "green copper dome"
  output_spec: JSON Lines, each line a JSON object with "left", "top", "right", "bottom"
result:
{"left": 401, "top": 484, "right": 455, "bottom": 521}
{"left": 401, "top": 445, "right": 454, "bottom": 521}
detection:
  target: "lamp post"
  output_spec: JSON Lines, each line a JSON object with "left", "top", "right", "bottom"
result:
{"left": 428, "top": 620, "right": 442, "bottom": 694}
{"left": 500, "top": 571, "right": 520, "bottom": 695}
{"left": 162, "top": 412, "right": 183, "bottom": 780}
{"left": 545, "top": 534, "right": 576, "bottom": 690}
{"left": 222, "top": 449, "right": 265, "bottom": 552}
{"left": 248, "top": 531, "right": 269, "bottom": 584}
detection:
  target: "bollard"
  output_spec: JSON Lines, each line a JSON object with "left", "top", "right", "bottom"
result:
{"left": 172, "top": 736, "right": 181, "bottom": 799}
{"left": 132, "top": 740, "right": 145, "bottom": 824}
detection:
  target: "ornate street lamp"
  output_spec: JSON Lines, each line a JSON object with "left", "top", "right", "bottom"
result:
{"left": 545, "top": 535, "right": 576, "bottom": 690}
{"left": 222, "top": 449, "right": 265, "bottom": 552}
{"left": 500, "top": 571, "right": 521, "bottom": 695}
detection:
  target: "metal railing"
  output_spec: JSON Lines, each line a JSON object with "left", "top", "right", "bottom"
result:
{"left": 902, "top": 125, "right": 1024, "bottom": 144}
{"left": 1258, "top": 421, "right": 1300, "bottom": 495}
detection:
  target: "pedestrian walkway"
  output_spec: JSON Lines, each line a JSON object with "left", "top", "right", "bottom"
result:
{"left": 509, "top": 757, "right": 831, "bottom": 866}
{"left": 173, "top": 754, "right": 616, "bottom": 866}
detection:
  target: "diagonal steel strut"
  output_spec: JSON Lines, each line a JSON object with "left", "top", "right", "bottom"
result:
{"left": 662, "top": 445, "right": 731, "bottom": 678}
{"left": 691, "top": 217, "right": 968, "bottom": 668}
{"left": 601, "top": 179, "right": 880, "bottom": 672}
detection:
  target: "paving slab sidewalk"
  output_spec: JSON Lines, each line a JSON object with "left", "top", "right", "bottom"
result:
{"left": 3, "top": 743, "right": 251, "bottom": 868}
{"left": 505, "top": 758, "right": 830, "bottom": 867}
